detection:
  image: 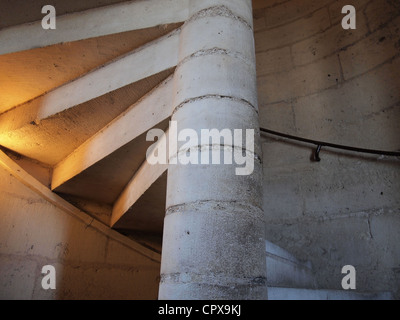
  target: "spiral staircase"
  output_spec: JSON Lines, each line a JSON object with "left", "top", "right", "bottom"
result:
{"left": 0, "top": 0, "right": 394, "bottom": 299}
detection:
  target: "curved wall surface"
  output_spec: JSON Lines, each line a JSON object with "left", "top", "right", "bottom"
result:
{"left": 255, "top": 0, "right": 400, "bottom": 298}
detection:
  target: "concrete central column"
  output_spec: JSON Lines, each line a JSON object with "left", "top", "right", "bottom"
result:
{"left": 159, "top": 0, "right": 267, "bottom": 300}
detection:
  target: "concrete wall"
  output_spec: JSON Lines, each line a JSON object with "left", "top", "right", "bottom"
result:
{"left": 0, "top": 164, "right": 160, "bottom": 299}
{"left": 255, "top": 0, "right": 400, "bottom": 298}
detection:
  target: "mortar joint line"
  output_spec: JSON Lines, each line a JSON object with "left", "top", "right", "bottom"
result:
{"left": 160, "top": 272, "right": 267, "bottom": 286}
{"left": 171, "top": 95, "right": 258, "bottom": 117}
{"left": 177, "top": 47, "right": 255, "bottom": 70}
{"left": 185, "top": 5, "right": 253, "bottom": 31}
{"left": 166, "top": 200, "right": 264, "bottom": 217}
{"left": 169, "top": 143, "right": 262, "bottom": 163}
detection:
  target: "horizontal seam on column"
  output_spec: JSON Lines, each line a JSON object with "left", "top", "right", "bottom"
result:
{"left": 185, "top": 5, "right": 253, "bottom": 31}
{"left": 160, "top": 272, "right": 267, "bottom": 286}
{"left": 177, "top": 47, "right": 254, "bottom": 70}
{"left": 169, "top": 144, "right": 262, "bottom": 164}
{"left": 166, "top": 200, "right": 264, "bottom": 217}
{"left": 172, "top": 95, "right": 258, "bottom": 117}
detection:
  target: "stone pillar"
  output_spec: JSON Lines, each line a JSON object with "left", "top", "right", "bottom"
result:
{"left": 159, "top": 0, "right": 267, "bottom": 300}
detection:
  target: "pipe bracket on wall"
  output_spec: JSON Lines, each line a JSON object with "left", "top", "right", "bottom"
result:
{"left": 313, "top": 145, "right": 322, "bottom": 162}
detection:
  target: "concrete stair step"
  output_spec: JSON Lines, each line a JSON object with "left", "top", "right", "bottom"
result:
{"left": 265, "top": 240, "right": 316, "bottom": 289}
{"left": 267, "top": 287, "right": 394, "bottom": 300}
